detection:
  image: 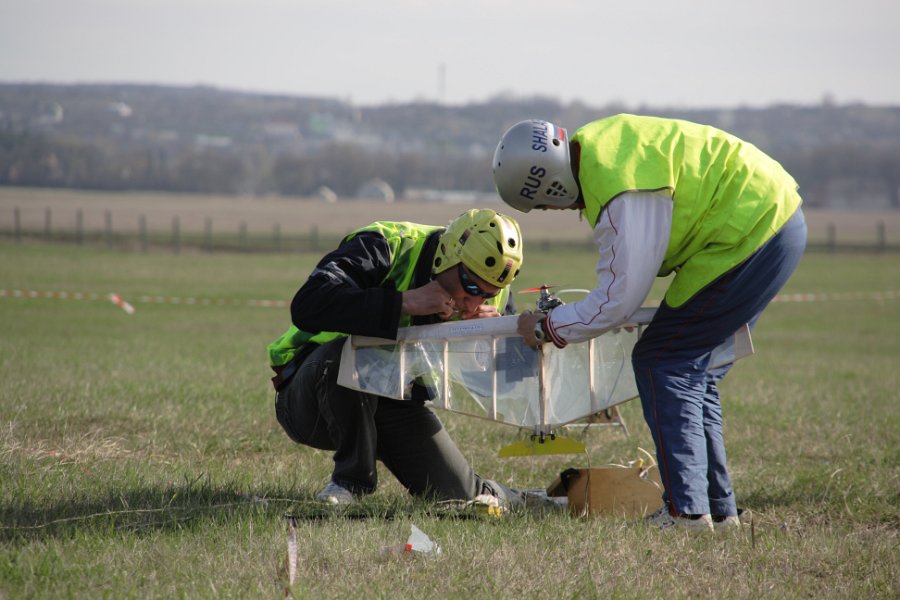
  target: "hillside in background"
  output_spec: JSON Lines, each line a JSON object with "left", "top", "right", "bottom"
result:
{"left": 1, "top": 83, "right": 899, "bottom": 208}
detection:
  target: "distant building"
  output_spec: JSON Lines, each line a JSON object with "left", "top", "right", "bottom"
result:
{"left": 107, "top": 102, "right": 133, "bottom": 118}
{"left": 262, "top": 121, "right": 302, "bottom": 141}
{"left": 403, "top": 187, "right": 498, "bottom": 204}
{"left": 819, "top": 178, "right": 894, "bottom": 210}
{"left": 33, "top": 102, "right": 63, "bottom": 127}
{"left": 315, "top": 185, "right": 338, "bottom": 203}
{"left": 355, "top": 178, "right": 395, "bottom": 202}
{"left": 194, "top": 134, "right": 232, "bottom": 148}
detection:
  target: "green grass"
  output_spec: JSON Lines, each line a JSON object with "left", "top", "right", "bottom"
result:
{"left": 1, "top": 242, "right": 898, "bottom": 598}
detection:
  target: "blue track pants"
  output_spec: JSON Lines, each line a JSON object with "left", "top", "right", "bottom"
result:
{"left": 632, "top": 208, "right": 807, "bottom": 516}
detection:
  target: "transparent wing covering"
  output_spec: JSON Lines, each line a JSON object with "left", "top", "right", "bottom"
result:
{"left": 337, "top": 315, "right": 644, "bottom": 433}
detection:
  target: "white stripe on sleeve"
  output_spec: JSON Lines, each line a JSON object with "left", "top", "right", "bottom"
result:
{"left": 546, "top": 191, "right": 672, "bottom": 345}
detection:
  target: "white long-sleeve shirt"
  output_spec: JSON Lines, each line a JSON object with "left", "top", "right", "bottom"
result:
{"left": 543, "top": 191, "right": 673, "bottom": 348}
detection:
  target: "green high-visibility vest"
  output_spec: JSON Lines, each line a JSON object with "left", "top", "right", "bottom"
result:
{"left": 573, "top": 114, "right": 802, "bottom": 308}
{"left": 267, "top": 221, "right": 510, "bottom": 367}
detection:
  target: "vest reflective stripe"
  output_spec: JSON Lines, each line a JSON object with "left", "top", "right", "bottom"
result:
{"left": 573, "top": 114, "right": 801, "bottom": 307}
{"left": 266, "top": 221, "right": 510, "bottom": 367}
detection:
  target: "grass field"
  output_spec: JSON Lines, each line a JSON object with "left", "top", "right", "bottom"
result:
{"left": 1, "top": 241, "right": 899, "bottom": 599}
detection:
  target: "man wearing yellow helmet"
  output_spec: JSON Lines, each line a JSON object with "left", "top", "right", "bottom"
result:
{"left": 268, "top": 209, "right": 524, "bottom": 505}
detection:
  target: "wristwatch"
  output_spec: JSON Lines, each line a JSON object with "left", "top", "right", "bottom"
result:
{"left": 533, "top": 317, "right": 547, "bottom": 343}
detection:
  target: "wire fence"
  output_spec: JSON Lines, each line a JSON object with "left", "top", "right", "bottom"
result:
{"left": 2, "top": 206, "right": 898, "bottom": 254}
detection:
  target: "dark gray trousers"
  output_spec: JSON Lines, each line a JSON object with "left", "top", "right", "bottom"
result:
{"left": 275, "top": 337, "right": 516, "bottom": 502}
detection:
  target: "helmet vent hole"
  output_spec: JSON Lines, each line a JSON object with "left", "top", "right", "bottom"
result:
{"left": 552, "top": 139, "right": 561, "bottom": 146}
{"left": 547, "top": 182, "right": 568, "bottom": 197}
{"left": 507, "top": 238, "right": 516, "bottom": 248}
{"left": 434, "top": 257, "right": 442, "bottom": 267}
{"left": 485, "top": 257, "right": 496, "bottom": 267}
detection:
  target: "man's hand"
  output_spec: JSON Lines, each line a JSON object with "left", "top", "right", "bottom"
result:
{"left": 401, "top": 280, "right": 455, "bottom": 319}
{"left": 517, "top": 310, "right": 546, "bottom": 347}
{"left": 460, "top": 303, "right": 501, "bottom": 320}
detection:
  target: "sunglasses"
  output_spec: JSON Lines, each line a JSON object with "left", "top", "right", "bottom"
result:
{"left": 457, "top": 263, "right": 499, "bottom": 299}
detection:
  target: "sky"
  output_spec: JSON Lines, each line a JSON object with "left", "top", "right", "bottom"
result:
{"left": 2, "top": 0, "right": 899, "bottom": 109}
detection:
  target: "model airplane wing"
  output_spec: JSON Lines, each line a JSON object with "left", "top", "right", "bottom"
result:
{"left": 336, "top": 307, "right": 752, "bottom": 450}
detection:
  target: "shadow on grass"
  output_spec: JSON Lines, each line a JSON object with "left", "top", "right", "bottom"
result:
{"left": 1, "top": 481, "right": 270, "bottom": 543}
{"left": 0, "top": 481, "right": 384, "bottom": 543}
{"left": 0, "top": 479, "right": 504, "bottom": 544}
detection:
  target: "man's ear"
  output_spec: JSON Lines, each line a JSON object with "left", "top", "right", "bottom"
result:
{"left": 432, "top": 268, "right": 454, "bottom": 293}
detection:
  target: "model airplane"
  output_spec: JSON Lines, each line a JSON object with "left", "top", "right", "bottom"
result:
{"left": 336, "top": 287, "right": 753, "bottom": 456}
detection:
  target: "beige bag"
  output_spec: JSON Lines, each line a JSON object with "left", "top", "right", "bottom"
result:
{"left": 547, "top": 463, "right": 664, "bottom": 518}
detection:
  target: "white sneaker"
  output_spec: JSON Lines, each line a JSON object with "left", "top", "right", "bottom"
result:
{"left": 316, "top": 480, "right": 356, "bottom": 505}
{"left": 645, "top": 506, "right": 714, "bottom": 532}
{"left": 713, "top": 508, "right": 747, "bottom": 532}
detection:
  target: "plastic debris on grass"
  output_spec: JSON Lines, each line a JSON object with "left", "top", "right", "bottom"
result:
{"left": 381, "top": 524, "right": 442, "bottom": 557}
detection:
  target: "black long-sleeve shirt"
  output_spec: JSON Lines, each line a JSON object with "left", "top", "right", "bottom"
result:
{"left": 290, "top": 230, "right": 444, "bottom": 341}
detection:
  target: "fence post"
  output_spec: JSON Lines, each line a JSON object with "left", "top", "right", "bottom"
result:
{"left": 239, "top": 221, "right": 247, "bottom": 252}
{"left": 14, "top": 207, "right": 21, "bottom": 242}
{"left": 76, "top": 209, "right": 84, "bottom": 245}
{"left": 172, "top": 216, "right": 180, "bottom": 255}
{"left": 45, "top": 207, "right": 52, "bottom": 240}
{"left": 827, "top": 222, "right": 836, "bottom": 253}
{"left": 876, "top": 221, "right": 886, "bottom": 253}
{"left": 273, "top": 223, "right": 281, "bottom": 252}
{"left": 104, "top": 210, "right": 113, "bottom": 249}
{"left": 139, "top": 215, "right": 148, "bottom": 253}
{"left": 310, "top": 224, "right": 319, "bottom": 252}
{"left": 205, "top": 217, "right": 213, "bottom": 253}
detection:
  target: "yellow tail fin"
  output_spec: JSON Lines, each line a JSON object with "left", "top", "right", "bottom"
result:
{"left": 498, "top": 435, "right": 586, "bottom": 457}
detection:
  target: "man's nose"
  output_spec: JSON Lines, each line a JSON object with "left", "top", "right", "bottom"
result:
{"left": 462, "top": 295, "right": 482, "bottom": 310}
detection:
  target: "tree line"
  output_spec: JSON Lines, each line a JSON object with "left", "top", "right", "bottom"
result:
{"left": 1, "top": 84, "right": 899, "bottom": 208}
{"left": 3, "top": 129, "right": 898, "bottom": 208}
{"left": 0, "top": 131, "right": 492, "bottom": 198}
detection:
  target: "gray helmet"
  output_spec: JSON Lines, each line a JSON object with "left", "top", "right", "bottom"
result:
{"left": 491, "top": 119, "right": 580, "bottom": 213}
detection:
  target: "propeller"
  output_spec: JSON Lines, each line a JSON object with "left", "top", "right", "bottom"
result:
{"left": 517, "top": 284, "right": 563, "bottom": 313}
{"left": 518, "top": 284, "right": 559, "bottom": 294}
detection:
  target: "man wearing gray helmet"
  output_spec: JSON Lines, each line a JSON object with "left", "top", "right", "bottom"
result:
{"left": 492, "top": 115, "right": 807, "bottom": 531}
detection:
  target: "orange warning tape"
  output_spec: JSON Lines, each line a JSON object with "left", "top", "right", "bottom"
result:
{"left": 1, "top": 289, "right": 896, "bottom": 310}
{"left": 0, "top": 289, "right": 289, "bottom": 309}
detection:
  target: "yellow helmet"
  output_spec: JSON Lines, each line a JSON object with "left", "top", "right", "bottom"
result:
{"left": 433, "top": 209, "right": 523, "bottom": 287}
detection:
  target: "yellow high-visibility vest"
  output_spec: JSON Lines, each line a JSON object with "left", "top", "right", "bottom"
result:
{"left": 574, "top": 114, "right": 801, "bottom": 307}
